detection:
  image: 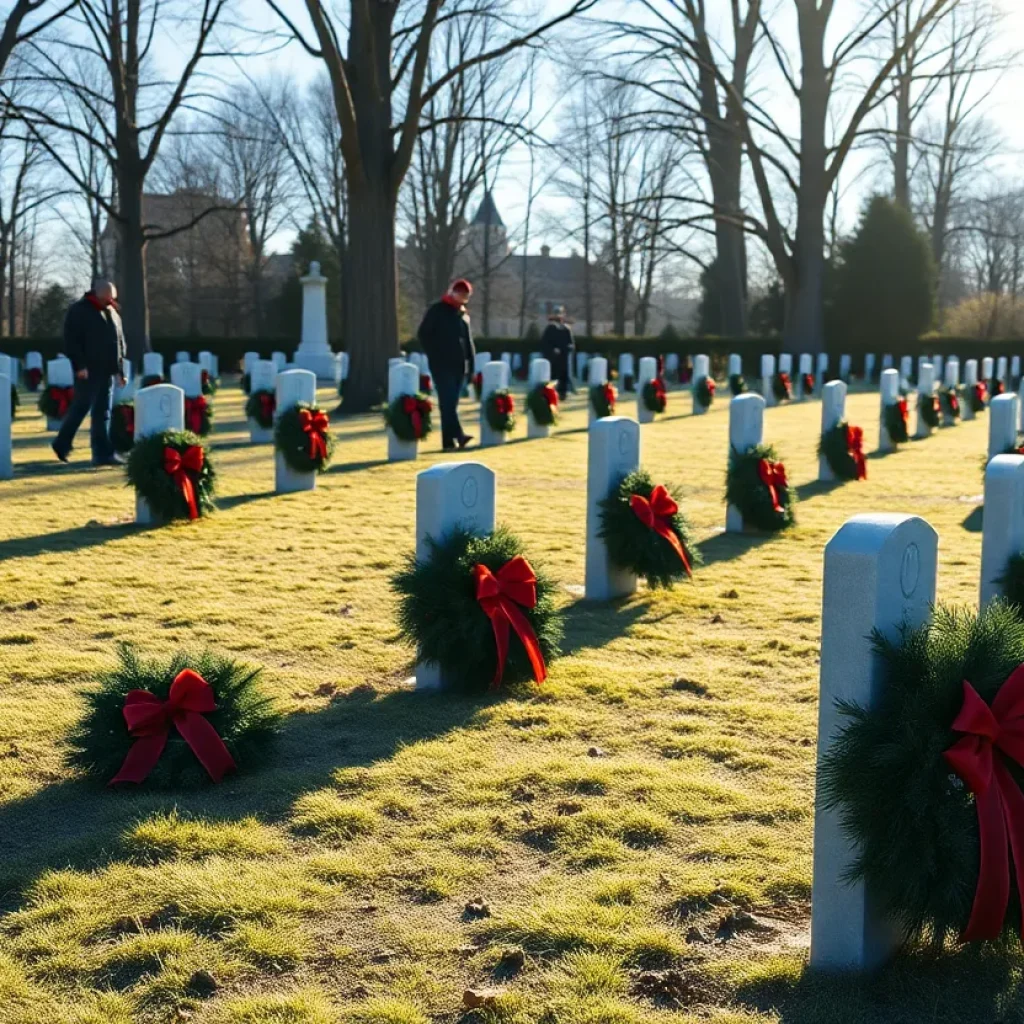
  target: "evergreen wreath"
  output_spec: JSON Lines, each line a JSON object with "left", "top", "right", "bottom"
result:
{"left": 110, "top": 400, "right": 135, "bottom": 454}
{"left": 184, "top": 395, "right": 213, "bottom": 438}
{"left": 68, "top": 644, "right": 280, "bottom": 789}
{"left": 597, "top": 468, "right": 702, "bottom": 588}
{"left": 990, "top": 377, "right": 1006, "bottom": 398}
{"left": 392, "top": 526, "right": 562, "bottom": 692}
{"left": 384, "top": 392, "right": 433, "bottom": 441}
{"left": 201, "top": 370, "right": 218, "bottom": 396}
{"left": 693, "top": 375, "right": 715, "bottom": 409}
{"left": 245, "top": 389, "right": 276, "bottom": 429}
{"left": 817, "top": 421, "right": 867, "bottom": 481}
{"left": 969, "top": 381, "right": 989, "bottom": 413}
{"left": 484, "top": 389, "right": 516, "bottom": 433}
{"left": 802, "top": 373, "right": 815, "bottom": 396}
{"left": 918, "top": 391, "right": 941, "bottom": 429}
{"left": 274, "top": 402, "right": 334, "bottom": 473}
{"left": 9, "top": 381, "right": 18, "bottom": 419}
{"left": 24, "top": 366, "right": 41, "bottom": 391}
{"left": 126, "top": 431, "right": 216, "bottom": 521}
{"left": 725, "top": 443, "right": 796, "bottom": 532}
{"left": 729, "top": 373, "right": 747, "bottom": 397}
{"left": 38, "top": 383, "right": 75, "bottom": 420}
{"left": 884, "top": 397, "right": 910, "bottom": 445}
{"left": 472, "top": 372, "right": 484, "bottom": 400}
{"left": 940, "top": 386, "right": 961, "bottom": 421}
{"left": 642, "top": 377, "right": 668, "bottom": 413}
{"left": 241, "top": 371, "right": 251, "bottom": 394}
{"left": 590, "top": 382, "right": 616, "bottom": 418}
{"left": 820, "top": 603, "right": 1024, "bottom": 945}
{"left": 526, "top": 382, "right": 559, "bottom": 426}
{"left": 772, "top": 371, "right": 793, "bottom": 402}
{"left": 141, "top": 374, "right": 163, "bottom": 389}
{"left": 420, "top": 373, "right": 433, "bottom": 395}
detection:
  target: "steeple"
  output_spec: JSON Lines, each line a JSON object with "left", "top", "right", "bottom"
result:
{"left": 472, "top": 190, "right": 504, "bottom": 228}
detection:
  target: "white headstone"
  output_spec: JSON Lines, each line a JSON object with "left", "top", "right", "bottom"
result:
{"left": 691, "top": 354, "right": 710, "bottom": 418}
{"left": 501, "top": 352, "right": 512, "bottom": 370}
{"left": 839, "top": 354, "right": 852, "bottom": 381}
{"left": 989, "top": 393, "right": 1019, "bottom": 460}
{"left": 878, "top": 369, "right": 901, "bottom": 452}
{"left": 932, "top": 355, "right": 944, "bottom": 385}
{"left": 272, "top": 351, "right": 287, "bottom": 372}
{"left": 135, "top": 384, "right": 186, "bottom": 524}
{"left": 585, "top": 417, "right": 640, "bottom": 601}
{"left": 388, "top": 357, "right": 404, "bottom": 373}
{"left": 982, "top": 356, "right": 994, "bottom": 381}
{"left": 338, "top": 352, "right": 349, "bottom": 381}
{"left": 665, "top": 353, "right": 680, "bottom": 375}
{"left": 779, "top": 353, "right": 793, "bottom": 375}
{"left": 275, "top": 369, "right": 318, "bottom": 493}
{"left": 512, "top": 353, "right": 522, "bottom": 372}
{"left": 588, "top": 356, "right": 609, "bottom": 425}
{"left": 387, "top": 362, "right": 421, "bottom": 462}
{"left": 576, "top": 351, "right": 589, "bottom": 378}
{"left": 963, "top": 359, "right": 978, "bottom": 421}
{"left": 45, "top": 357, "right": 73, "bottom": 431}
{"left": 198, "top": 351, "right": 214, "bottom": 377}
{"left": 25, "top": 350, "right": 42, "bottom": 371}
{"left": 248, "top": 360, "right": 277, "bottom": 443}
{"left": 916, "top": 355, "right": 928, "bottom": 387}
{"left": 211, "top": 354, "right": 219, "bottom": 379}
{"left": 637, "top": 355, "right": 659, "bottom": 424}
{"left": 899, "top": 356, "right": 912, "bottom": 389}
{"left": 114, "top": 358, "right": 134, "bottom": 403}
{"left": 914, "top": 363, "right": 935, "bottom": 439}
{"left": 243, "top": 351, "right": 258, "bottom": 376}
{"left": 170, "top": 361, "right": 202, "bottom": 399}
{"left": 819, "top": 380, "right": 847, "bottom": 481}
{"left": 294, "top": 261, "right": 336, "bottom": 381}
{"left": 528, "top": 357, "right": 553, "bottom": 439}
{"left": 727, "top": 393, "right": 765, "bottom": 532}
{"left": 473, "top": 352, "right": 491, "bottom": 375}
{"left": 0, "top": 372, "right": 10, "bottom": 481}
{"left": 980, "top": 455, "right": 1024, "bottom": 607}
{"left": 143, "top": 352, "right": 164, "bottom": 379}
{"left": 811, "top": 513, "right": 937, "bottom": 971}
{"left": 865, "top": 354, "right": 876, "bottom": 381}
{"left": 997, "top": 356, "right": 1008, "bottom": 382}
{"left": 798, "top": 353, "right": 813, "bottom": 399}
{"left": 817, "top": 353, "right": 829, "bottom": 379}
{"left": 1013, "top": 356, "right": 1021, "bottom": 382}
{"left": 479, "top": 360, "right": 511, "bottom": 448}
{"left": 415, "top": 463, "right": 497, "bottom": 690}
{"left": 618, "top": 353, "right": 635, "bottom": 391}
{"left": 728, "top": 353, "right": 742, "bottom": 378}
{"left": 175, "top": 350, "right": 190, "bottom": 365}
{"left": 946, "top": 357, "right": 960, "bottom": 387}
{"left": 760, "top": 354, "right": 776, "bottom": 406}
{"left": 0, "top": 354, "right": 11, "bottom": 380}
{"left": 882, "top": 354, "right": 894, "bottom": 371}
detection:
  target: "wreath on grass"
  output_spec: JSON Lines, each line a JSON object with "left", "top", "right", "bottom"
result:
{"left": 802, "top": 373, "right": 815, "bottom": 396}
{"left": 275, "top": 403, "right": 334, "bottom": 473}
{"left": 141, "top": 374, "right": 163, "bottom": 389}
{"left": 241, "top": 372, "right": 251, "bottom": 394}
{"left": 110, "top": 401, "right": 134, "bottom": 454}
{"left": 598, "top": 469, "right": 701, "bottom": 588}
{"left": 38, "top": 383, "right": 75, "bottom": 420}
{"left": 725, "top": 443, "right": 796, "bottom": 532}
{"left": 991, "top": 378, "right": 1005, "bottom": 398}
{"left": 941, "top": 386, "right": 961, "bottom": 421}
{"left": 970, "top": 382, "right": 989, "bottom": 413}
{"left": 642, "top": 377, "right": 668, "bottom": 414}
{"left": 126, "top": 430, "right": 215, "bottom": 522}
{"left": 590, "top": 382, "right": 616, "bottom": 418}
{"left": 694, "top": 375, "right": 715, "bottom": 410}
{"left": 68, "top": 644, "right": 280, "bottom": 789}
{"left": 184, "top": 395, "right": 213, "bottom": 438}
{"left": 772, "top": 371, "right": 793, "bottom": 402}
{"left": 820, "top": 602, "right": 1024, "bottom": 945}
{"left": 484, "top": 390, "right": 516, "bottom": 433}
{"left": 817, "top": 422, "right": 866, "bottom": 481}
{"left": 201, "top": 370, "right": 218, "bottom": 396}
{"left": 245, "top": 389, "right": 276, "bottom": 429}
{"left": 884, "top": 398, "right": 910, "bottom": 445}
{"left": 527, "top": 382, "right": 559, "bottom": 427}
{"left": 420, "top": 373, "right": 433, "bottom": 395}
{"left": 384, "top": 392, "right": 433, "bottom": 441}
{"left": 392, "top": 526, "right": 562, "bottom": 692}
{"left": 919, "top": 391, "right": 941, "bottom": 430}
{"left": 729, "top": 373, "right": 747, "bottom": 397}
{"left": 24, "top": 367, "right": 41, "bottom": 392}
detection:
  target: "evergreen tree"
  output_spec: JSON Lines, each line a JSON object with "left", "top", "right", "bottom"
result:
{"left": 30, "top": 284, "right": 72, "bottom": 338}
{"left": 749, "top": 280, "right": 785, "bottom": 335}
{"left": 696, "top": 258, "right": 722, "bottom": 335}
{"left": 830, "top": 195, "right": 936, "bottom": 353}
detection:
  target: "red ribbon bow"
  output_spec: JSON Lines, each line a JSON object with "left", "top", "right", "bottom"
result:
{"left": 897, "top": 397, "right": 909, "bottom": 423}
{"left": 630, "top": 485, "right": 692, "bottom": 576}
{"left": 777, "top": 372, "right": 792, "bottom": 398}
{"left": 474, "top": 557, "right": 547, "bottom": 689}
{"left": 603, "top": 383, "right": 616, "bottom": 411}
{"left": 163, "top": 444, "right": 205, "bottom": 520}
{"left": 299, "top": 408, "right": 330, "bottom": 461}
{"left": 494, "top": 393, "right": 514, "bottom": 416}
{"left": 950, "top": 392, "right": 960, "bottom": 414}
{"left": 542, "top": 384, "right": 559, "bottom": 408}
{"left": 420, "top": 373, "right": 432, "bottom": 392}
{"left": 259, "top": 392, "right": 276, "bottom": 421}
{"left": 845, "top": 424, "right": 867, "bottom": 480}
{"left": 944, "top": 669, "right": 1024, "bottom": 942}
{"left": 975, "top": 382, "right": 989, "bottom": 405}
{"left": 110, "top": 669, "right": 236, "bottom": 785}
{"left": 803, "top": 373, "right": 815, "bottom": 393}
{"left": 201, "top": 370, "right": 210, "bottom": 386}
{"left": 401, "top": 395, "right": 432, "bottom": 438}
{"left": 184, "top": 395, "right": 207, "bottom": 435}
{"left": 994, "top": 380, "right": 1006, "bottom": 396}
{"left": 757, "top": 458, "right": 788, "bottom": 513}
{"left": 50, "top": 385, "right": 74, "bottom": 417}
{"left": 704, "top": 378, "right": 715, "bottom": 396}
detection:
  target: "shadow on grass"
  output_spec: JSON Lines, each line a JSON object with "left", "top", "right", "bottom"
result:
{"left": 558, "top": 595, "right": 652, "bottom": 656}
{"left": 962, "top": 506, "right": 984, "bottom": 533}
{"left": 733, "top": 944, "right": 1022, "bottom": 1024}
{"left": 0, "top": 518, "right": 141, "bottom": 561}
{"left": 695, "top": 529, "right": 776, "bottom": 568}
{"left": 216, "top": 490, "right": 279, "bottom": 512}
{"left": 795, "top": 478, "right": 847, "bottom": 502}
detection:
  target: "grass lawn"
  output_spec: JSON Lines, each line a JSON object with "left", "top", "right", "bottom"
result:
{"left": 0, "top": 379, "right": 1018, "bottom": 1024}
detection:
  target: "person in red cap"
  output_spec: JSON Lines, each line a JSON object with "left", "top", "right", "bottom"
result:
{"left": 417, "top": 278, "right": 476, "bottom": 449}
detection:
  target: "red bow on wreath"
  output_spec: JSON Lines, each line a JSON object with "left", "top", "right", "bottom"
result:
{"left": 201, "top": 370, "right": 210, "bottom": 386}
{"left": 474, "top": 557, "right": 546, "bottom": 689}
{"left": 420, "top": 373, "right": 432, "bottom": 392}
{"left": 757, "top": 458, "right": 788, "bottom": 513}
{"left": 603, "top": 382, "right": 617, "bottom": 410}
{"left": 944, "top": 669, "right": 1024, "bottom": 942}
{"left": 184, "top": 395, "right": 207, "bottom": 435}
{"left": 542, "top": 384, "right": 559, "bottom": 408}
{"left": 50, "top": 385, "right": 74, "bottom": 417}
{"left": 401, "top": 394, "right": 432, "bottom": 438}
{"left": 975, "top": 382, "right": 989, "bottom": 405}
{"left": 803, "top": 373, "right": 815, "bottom": 393}
{"left": 896, "top": 397, "right": 909, "bottom": 423}
{"left": 845, "top": 425, "right": 867, "bottom": 480}
{"left": 704, "top": 377, "right": 715, "bottom": 396}
{"left": 949, "top": 392, "right": 960, "bottom": 415}
{"left": 259, "top": 392, "right": 276, "bottom": 421}
{"left": 163, "top": 444, "right": 204, "bottom": 520}
{"left": 299, "top": 408, "right": 330, "bottom": 461}
{"left": 993, "top": 380, "right": 1006, "bottom": 396}
{"left": 121, "top": 404, "right": 135, "bottom": 436}
{"left": 778, "top": 371, "right": 792, "bottom": 397}
{"left": 629, "top": 485, "right": 692, "bottom": 576}
{"left": 110, "top": 669, "right": 236, "bottom": 785}
{"left": 494, "top": 393, "right": 514, "bottom": 416}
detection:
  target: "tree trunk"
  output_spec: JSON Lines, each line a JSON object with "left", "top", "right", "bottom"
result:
{"left": 893, "top": 67, "right": 911, "bottom": 208}
{"left": 713, "top": 222, "right": 747, "bottom": 336}
{"left": 343, "top": 171, "right": 398, "bottom": 412}
{"left": 117, "top": 179, "right": 150, "bottom": 364}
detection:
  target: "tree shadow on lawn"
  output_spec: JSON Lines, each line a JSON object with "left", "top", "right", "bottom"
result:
{"left": 695, "top": 529, "right": 776, "bottom": 568}
{"left": 733, "top": 944, "right": 1022, "bottom": 1024}
{"left": 559, "top": 595, "right": 652, "bottom": 657}
{"left": 0, "top": 518, "right": 143, "bottom": 561}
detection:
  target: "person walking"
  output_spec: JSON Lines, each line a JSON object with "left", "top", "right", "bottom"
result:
{"left": 53, "top": 279, "right": 127, "bottom": 466}
{"left": 541, "top": 305, "right": 575, "bottom": 399}
{"left": 417, "top": 278, "right": 476, "bottom": 450}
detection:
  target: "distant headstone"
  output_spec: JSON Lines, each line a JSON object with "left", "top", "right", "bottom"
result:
{"left": 997, "top": 355, "right": 1008, "bottom": 382}
{"left": 760, "top": 354, "right": 776, "bottom": 407}
{"left": 917, "top": 355, "right": 929, "bottom": 386}
{"left": 198, "top": 351, "right": 214, "bottom": 378}
{"left": 473, "top": 352, "right": 491, "bottom": 376}
{"left": 980, "top": 455, "right": 1024, "bottom": 607}
{"left": 989, "top": 393, "right": 1019, "bottom": 460}
{"left": 528, "top": 357, "right": 553, "bottom": 439}
{"left": 170, "top": 361, "right": 202, "bottom": 399}
{"left": 817, "top": 353, "right": 829, "bottom": 379}
{"left": 865, "top": 354, "right": 876, "bottom": 381}
{"left": 135, "top": 384, "right": 186, "bottom": 524}
{"left": 691, "top": 354, "right": 710, "bottom": 418}
{"left": 932, "top": 355, "right": 944, "bottom": 385}
{"left": 175, "top": 350, "right": 190, "bottom": 364}
{"left": 114, "top": 358, "right": 135, "bottom": 403}
{"left": 576, "top": 351, "right": 589, "bottom": 379}
{"left": 143, "top": 352, "right": 164, "bottom": 379}
{"left": 46, "top": 357, "right": 74, "bottom": 431}
{"left": 878, "top": 369, "right": 900, "bottom": 453}
{"left": 778, "top": 353, "right": 793, "bottom": 376}
{"left": 272, "top": 351, "right": 287, "bottom": 372}
{"left": 501, "top": 352, "right": 512, "bottom": 371}
{"left": 479, "top": 360, "right": 511, "bottom": 448}
{"left": 637, "top": 355, "right": 659, "bottom": 424}
{"left": 728, "top": 353, "right": 742, "bottom": 378}
{"left": 388, "top": 362, "right": 420, "bottom": 462}
{"left": 727, "top": 393, "right": 765, "bottom": 532}
{"left": 275, "top": 369, "right": 318, "bottom": 493}
{"left": 839, "top": 354, "right": 852, "bottom": 381}
{"left": 665, "top": 353, "right": 680, "bottom": 376}
{"left": 588, "top": 357, "right": 609, "bottom": 425}
{"left": 882, "top": 354, "right": 894, "bottom": 371}
{"left": 899, "top": 356, "right": 912, "bottom": 388}
{"left": 618, "top": 353, "right": 635, "bottom": 391}
{"left": 914, "top": 363, "right": 936, "bottom": 439}
{"left": 1013, "top": 356, "right": 1021, "bottom": 382}
{"left": 819, "top": 380, "right": 847, "bottom": 481}
{"left": 249, "top": 360, "right": 277, "bottom": 443}
{"left": 982, "top": 356, "right": 994, "bottom": 381}
{"left": 798, "top": 353, "right": 813, "bottom": 400}
{"left": 963, "top": 359, "right": 978, "bottom": 421}
{"left": 25, "top": 350, "right": 42, "bottom": 372}
{"left": 243, "top": 351, "right": 259, "bottom": 376}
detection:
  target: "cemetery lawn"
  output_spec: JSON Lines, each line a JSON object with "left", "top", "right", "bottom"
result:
{"left": 0, "top": 383, "right": 1018, "bottom": 1024}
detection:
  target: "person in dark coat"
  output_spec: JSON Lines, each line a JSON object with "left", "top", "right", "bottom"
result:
{"left": 418, "top": 278, "right": 476, "bottom": 450}
{"left": 53, "top": 279, "right": 127, "bottom": 465}
{"left": 540, "top": 306, "right": 575, "bottom": 399}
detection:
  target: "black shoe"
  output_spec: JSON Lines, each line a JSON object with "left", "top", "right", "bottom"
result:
{"left": 92, "top": 454, "right": 125, "bottom": 467}
{"left": 442, "top": 443, "right": 456, "bottom": 451}
{"left": 52, "top": 442, "right": 69, "bottom": 463}
{"left": 457, "top": 435, "right": 474, "bottom": 450}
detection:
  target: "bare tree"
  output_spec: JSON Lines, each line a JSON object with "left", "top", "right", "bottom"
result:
{"left": 0, "top": 0, "right": 77, "bottom": 78}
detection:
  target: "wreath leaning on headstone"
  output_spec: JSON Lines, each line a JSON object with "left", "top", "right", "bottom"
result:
{"left": 484, "top": 390, "right": 516, "bottom": 433}
{"left": 126, "top": 430, "right": 216, "bottom": 522}
{"left": 590, "top": 382, "right": 617, "bottom": 418}
{"left": 802, "top": 373, "right": 815, "bottom": 396}
{"left": 817, "top": 421, "right": 867, "bottom": 481}
{"left": 201, "top": 370, "right": 218, "bottom": 396}
{"left": 729, "top": 373, "right": 747, "bottom": 397}
{"left": 391, "top": 526, "right": 563, "bottom": 693}
{"left": 184, "top": 395, "right": 213, "bottom": 438}
{"left": 38, "top": 383, "right": 75, "bottom": 420}
{"left": 772, "top": 371, "right": 793, "bottom": 402}
{"left": 991, "top": 377, "right": 1006, "bottom": 398}
{"left": 384, "top": 392, "right": 433, "bottom": 441}
{"left": 884, "top": 397, "right": 910, "bottom": 445}
{"left": 245, "top": 389, "right": 276, "bottom": 429}
{"left": 598, "top": 469, "right": 701, "bottom": 589}
{"left": 68, "top": 644, "right": 280, "bottom": 790}
{"left": 110, "top": 401, "right": 134, "bottom": 453}
{"left": 642, "top": 377, "right": 668, "bottom": 414}
{"left": 919, "top": 391, "right": 941, "bottom": 429}
{"left": 725, "top": 443, "right": 796, "bottom": 532}
{"left": 940, "top": 386, "right": 961, "bottom": 421}
{"left": 24, "top": 367, "right": 41, "bottom": 392}
{"left": 693, "top": 375, "right": 715, "bottom": 410}
{"left": 821, "top": 603, "right": 1024, "bottom": 946}
{"left": 526, "top": 382, "right": 559, "bottom": 427}
{"left": 275, "top": 402, "right": 335, "bottom": 474}
{"left": 969, "top": 381, "right": 988, "bottom": 412}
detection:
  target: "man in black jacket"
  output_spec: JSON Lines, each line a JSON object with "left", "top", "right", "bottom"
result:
{"left": 417, "top": 278, "right": 476, "bottom": 450}
{"left": 53, "top": 279, "right": 127, "bottom": 466}
{"left": 541, "top": 306, "right": 575, "bottom": 399}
